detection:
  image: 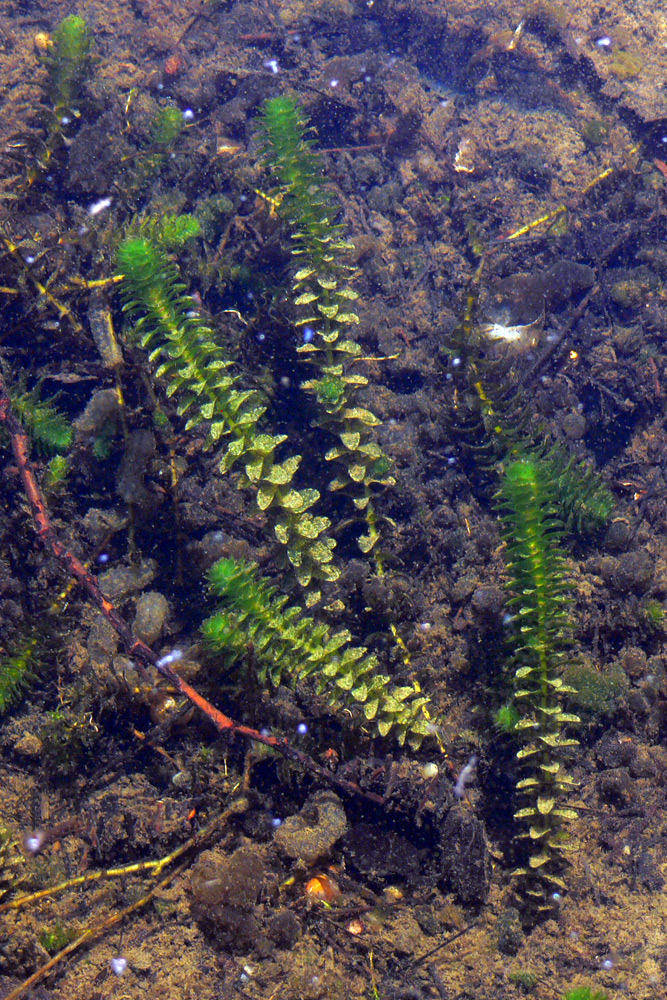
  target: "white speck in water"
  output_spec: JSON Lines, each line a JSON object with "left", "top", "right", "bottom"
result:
{"left": 156, "top": 649, "right": 183, "bottom": 669}
{"left": 23, "top": 831, "right": 45, "bottom": 855}
{"left": 88, "top": 196, "right": 113, "bottom": 217}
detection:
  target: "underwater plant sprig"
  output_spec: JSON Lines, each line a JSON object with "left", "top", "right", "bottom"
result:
{"left": 498, "top": 456, "right": 580, "bottom": 907}
{"left": 259, "top": 95, "right": 395, "bottom": 555}
{"left": 0, "top": 369, "right": 405, "bottom": 808}
{"left": 117, "top": 234, "right": 339, "bottom": 603}
{"left": 202, "top": 557, "right": 433, "bottom": 747}
{"left": 38, "top": 15, "right": 92, "bottom": 114}
{"left": 22, "top": 15, "right": 93, "bottom": 192}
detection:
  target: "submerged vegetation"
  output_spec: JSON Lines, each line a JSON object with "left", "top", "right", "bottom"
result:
{"left": 203, "top": 556, "right": 432, "bottom": 746}
{"left": 1, "top": 3, "right": 666, "bottom": 997}
{"left": 497, "top": 457, "right": 580, "bottom": 907}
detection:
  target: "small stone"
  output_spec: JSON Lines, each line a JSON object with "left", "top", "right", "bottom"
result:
{"left": 133, "top": 591, "right": 169, "bottom": 645}
{"left": 98, "top": 560, "right": 157, "bottom": 601}
{"left": 604, "top": 519, "right": 630, "bottom": 553}
{"left": 496, "top": 906, "right": 523, "bottom": 955}
{"left": 273, "top": 792, "right": 347, "bottom": 864}
{"left": 620, "top": 646, "right": 647, "bottom": 680}
{"left": 613, "top": 550, "right": 654, "bottom": 593}
{"left": 471, "top": 585, "right": 505, "bottom": 620}
{"left": 561, "top": 411, "right": 587, "bottom": 440}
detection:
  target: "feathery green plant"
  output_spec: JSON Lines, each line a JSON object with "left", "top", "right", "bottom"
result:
{"left": 539, "top": 442, "right": 614, "bottom": 535}
{"left": 0, "top": 640, "right": 39, "bottom": 715}
{"left": 26, "top": 14, "right": 92, "bottom": 189}
{"left": 117, "top": 235, "right": 338, "bottom": 602}
{"left": 202, "top": 557, "right": 432, "bottom": 747}
{"left": 10, "top": 385, "right": 72, "bottom": 455}
{"left": 125, "top": 212, "right": 202, "bottom": 250}
{"left": 259, "top": 95, "right": 395, "bottom": 554}
{"left": 498, "top": 456, "right": 580, "bottom": 907}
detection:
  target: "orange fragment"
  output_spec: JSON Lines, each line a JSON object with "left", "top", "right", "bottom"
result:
{"left": 304, "top": 874, "right": 341, "bottom": 903}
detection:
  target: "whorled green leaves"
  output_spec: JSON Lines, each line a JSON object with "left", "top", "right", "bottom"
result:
{"left": 498, "top": 456, "right": 580, "bottom": 907}
{"left": 202, "top": 557, "right": 432, "bottom": 748}
{"left": 117, "top": 235, "right": 338, "bottom": 602}
{"left": 259, "top": 96, "right": 395, "bottom": 554}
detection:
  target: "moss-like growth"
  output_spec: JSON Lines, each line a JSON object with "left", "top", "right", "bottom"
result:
{"left": 562, "top": 662, "right": 627, "bottom": 721}
{"left": 609, "top": 49, "right": 642, "bottom": 80}
{"left": 39, "top": 922, "right": 79, "bottom": 955}
{"left": 39, "top": 703, "right": 100, "bottom": 777}
{"left": 444, "top": 304, "right": 614, "bottom": 536}
{"left": 562, "top": 988, "right": 608, "bottom": 1000}
{"left": 43, "top": 454, "right": 69, "bottom": 493}
{"left": 508, "top": 969, "right": 539, "bottom": 991}
{"left": 202, "top": 557, "right": 432, "bottom": 747}
{"left": 149, "top": 103, "right": 184, "bottom": 147}
{"left": 117, "top": 235, "right": 338, "bottom": 602}
{"left": 259, "top": 95, "right": 394, "bottom": 554}
{"left": 125, "top": 212, "right": 202, "bottom": 250}
{"left": 498, "top": 457, "right": 580, "bottom": 907}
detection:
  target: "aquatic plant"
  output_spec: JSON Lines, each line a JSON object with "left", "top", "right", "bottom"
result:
{"left": 202, "top": 557, "right": 432, "bottom": 747}
{"left": 259, "top": 95, "right": 395, "bottom": 555}
{"left": 0, "top": 640, "right": 38, "bottom": 716}
{"left": 9, "top": 385, "right": 72, "bottom": 456}
{"left": 149, "top": 102, "right": 184, "bottom": 147}
{"left": 498, "top": 456, "right": 580, "bottom": 907}
{"left": 20, "top": 14, "right": 93, "bottom": 190}
{"left": 562, "top": 988, "right": 608, "bottom": 1000}
{"left": 117, "top": 234, "right": 338, "bottom": 602}
{"left": 125, "top": 212, "right": 202, "bottom": 250}
{"left": 39, "top": 15, "right": 92, "bottom": 112}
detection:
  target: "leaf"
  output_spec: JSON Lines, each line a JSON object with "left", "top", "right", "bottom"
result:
{"left": 294, "top": 291, "right": 319, "bottom": 305}
{"left": 514, "top": 807, "right": 537, "bottom": 820}
{"left": 317, "top": 303, "right": 339, "bottom": 319}
{"left": 256, "top": 485, "right": 276, "bottom": 510}
{"left": 528, "top": 853, "right": 551, "bottom": 869}
{"left": 537, "top": 796, "right": 555, "bottom": 815}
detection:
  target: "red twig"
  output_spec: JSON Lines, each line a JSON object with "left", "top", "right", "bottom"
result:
{"left": 0, "top": 371, "right": 386, "bottom": 806}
